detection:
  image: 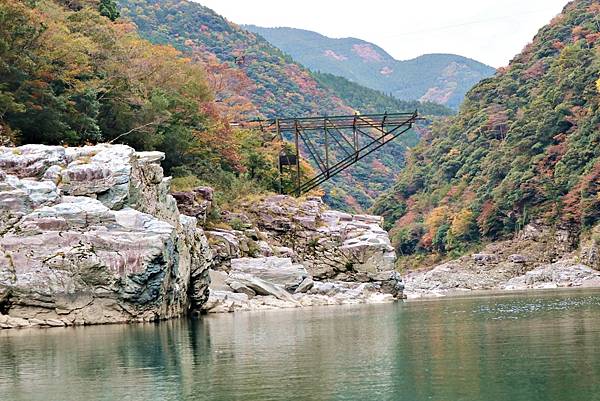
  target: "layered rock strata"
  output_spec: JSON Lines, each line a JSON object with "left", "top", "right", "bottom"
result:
{"left": 191, "top": 195, "right": 403, "bottom": 313}
{"left": 0, "top": 145, "right": 211, "bottom": 329}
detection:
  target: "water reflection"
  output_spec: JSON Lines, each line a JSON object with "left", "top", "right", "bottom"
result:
{"left": 1, "top": 290, "right": 600, "bottom": 401}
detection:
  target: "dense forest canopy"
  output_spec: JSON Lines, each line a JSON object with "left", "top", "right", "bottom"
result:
{"left": 0, "top": 0, "right": 303, "bottom": 206}
{"left": 372, "top": 0, "right": 600, "bottom": 266}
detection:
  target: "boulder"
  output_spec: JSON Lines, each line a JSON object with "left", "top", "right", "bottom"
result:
{"left": 472, "top": 253, "right": 500, "bottom": 264}
{"left": 203, "top": 290, "right": 250, "bottom": 313}
{"left": 228, "top": 281, "right": 256, "bottom": 298}
{"left": 230, "top": 257, "right": 307, "bottom": 289}
{"left": 508, "top": 254, "right": 528, "bottom": 264}
{"left": 295, "top": 277, "right": 314, "bottom": 293}
{"left": 227, "top": 272, "right": 299, "bottom": 304}
{"left": 172, "top": 186, "right": 213, "bottom": 224}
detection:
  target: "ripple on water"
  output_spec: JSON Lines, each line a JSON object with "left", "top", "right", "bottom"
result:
{"left": 1, "top": 289, "right": 600, "bottom": 401}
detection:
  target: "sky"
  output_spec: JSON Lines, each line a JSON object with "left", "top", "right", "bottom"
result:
{"left": 194, "top": 0, "right": 570, "bottom": 67}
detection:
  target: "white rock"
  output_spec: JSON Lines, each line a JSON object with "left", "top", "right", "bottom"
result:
{"left": 230, "top": 257, "right": 307, "bottom": 288}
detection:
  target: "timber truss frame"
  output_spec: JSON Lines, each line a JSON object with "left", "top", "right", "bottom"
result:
{"left": 241, "top": 111, "right": 419, "bottom": 196}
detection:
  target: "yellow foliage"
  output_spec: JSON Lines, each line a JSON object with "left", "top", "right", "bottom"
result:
{"left": 596, "top": 78, "right": 600, "bottom": 93}
{"left": 450, "top": 209, "right": 475, "bottom": 238}
{"left": 424, "top": 206, "right": 449, "bottom": 231}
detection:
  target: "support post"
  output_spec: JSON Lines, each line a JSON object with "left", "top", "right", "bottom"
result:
{"left": 324, "top": 118, "right": 330, "bottom": 178}
{"left": 294, "top": 120, "right": 301, "bottom": 197}
{"left": 276, "top": 118, "right": 282, "bottom": 194}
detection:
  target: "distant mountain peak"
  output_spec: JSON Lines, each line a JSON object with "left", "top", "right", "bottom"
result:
{"left": 244, "top": 25, "right": 495, "bottom": 109}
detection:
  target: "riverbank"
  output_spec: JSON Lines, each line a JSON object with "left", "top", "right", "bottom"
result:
{"left": 403, "top": 222, "right": 600, "bottom": 299}
{"left": 198, "top": 195, "right": 404, "bottom": 313}
{"left": 0, "top": 144, "right": 402, "bottom": 328}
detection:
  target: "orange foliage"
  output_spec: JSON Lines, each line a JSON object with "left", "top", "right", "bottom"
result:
{"left": 450, "top": 209, "right": 475, "bottom": 238}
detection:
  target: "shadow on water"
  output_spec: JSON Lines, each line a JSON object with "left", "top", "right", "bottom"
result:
{"left": 1, "top": 289, "right": 600, "bottom": 401}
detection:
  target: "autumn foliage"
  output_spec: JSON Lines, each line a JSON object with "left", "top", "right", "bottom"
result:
{"left": 0, "top": 0, "right": 287, "bottom": 202}
{"left": 373, "top": 0, "right": 600, "bottom": 260}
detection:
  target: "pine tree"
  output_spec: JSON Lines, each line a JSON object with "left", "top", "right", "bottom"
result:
{"left": 99, "top": 0, "right": 119, "bottom": 21}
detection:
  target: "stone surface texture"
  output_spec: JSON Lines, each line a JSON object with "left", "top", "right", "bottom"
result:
{"left": 190, "top": 195, "right": 403, "bottom": 313}
{"left": 0, "top": 144, "right": 212, "bottom": 329}
{"left": 403, "top": 221, "right": 600, "bottom": 298}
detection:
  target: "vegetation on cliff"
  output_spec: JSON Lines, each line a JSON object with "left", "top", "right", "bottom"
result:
{"left": 0, "top": 0, "right": 296, "bottom": 202}
{"left": 372, "top": 0, "right": 600, "bottom": 266}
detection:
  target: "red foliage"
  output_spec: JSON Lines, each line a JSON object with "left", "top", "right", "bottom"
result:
{"left": 371, "top": 159, "right": 389, "bottom": 173}
{"left": 397, "top": 210, "right": 418, "bottom": 227}
{"left": 419, "top": 231, "right": 433, "bottom": 249}
{"left": 562, "top": 162, "right": 600, "bottom": 224}
{"left": 344, "top": 195, "right": 362, "bottom": 212}
{"left": 589, "top": 4, "right": 600, "bottom": 14}
{"left": 552, "top": 40, "right": 565, "bottom": 51}
{"left": 585, "top": 33, "right": 600, "bottom": 46}
{"left": 536, "top": 137, "right": 567, "bottom": 178}
{"left": 571, "top": 26, "right": 587, "bottom": 42}
{"left": 477, "top": 200, "right": 498, "bottom": 236}
{"left": 523, "top": 60, "right": 546, "bottom": 80}
{"left": 486, "top": 104, "right": 509, "bottom": 140}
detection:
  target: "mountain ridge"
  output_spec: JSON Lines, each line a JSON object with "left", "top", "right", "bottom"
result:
{"left": 244, "top": 25, "right": 496, "bottom": 109}
{"left": 118, "top": 0, "right": 455, "bottom": 211}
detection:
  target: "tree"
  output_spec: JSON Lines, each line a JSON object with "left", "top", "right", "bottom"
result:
{"left": 98, "top": 0, "right": 119, "bottom": 21}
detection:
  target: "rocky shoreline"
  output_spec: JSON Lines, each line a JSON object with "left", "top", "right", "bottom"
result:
{"left": 0, "top": 144, "right": 213, "bottom": 329}
{"left": 0, "top": 144, "right": 402, "bottom": 329}
{"left": 2, "top": 144, "right": 599, "bottom": 329}
{"left": 404, "top": 222, "right": 600, "bottom": 299}
{"left": 199, "top": 195, "right": 404, "bottom": 313}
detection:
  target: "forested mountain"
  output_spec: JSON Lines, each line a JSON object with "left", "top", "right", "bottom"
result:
{"left": 372, "top": 0, "right": 600, "bottom": 265}
{"left": 313, "top": 73, "right": 454, "bottom": 117}
{"left": 0, "top": 0, "right": 452, "bottom": 213}
{"left": 0, "top": 0, "right": 292, "bottom": 204}
{"left": 116, "top": 0, "right": 453, "bottom": 211}
{"left": 244, "top": 26, "right": 496, "bottom": 109}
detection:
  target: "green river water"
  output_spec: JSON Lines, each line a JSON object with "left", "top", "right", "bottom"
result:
{"left": 1, "top": 289, "right": 600, "bottom": 401}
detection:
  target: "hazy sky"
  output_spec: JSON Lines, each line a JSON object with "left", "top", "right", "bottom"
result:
{"left": 194, "top": 0, "right": 570, "bottom": 67}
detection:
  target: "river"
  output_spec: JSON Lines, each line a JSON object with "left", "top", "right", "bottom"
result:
{"left": 1, "top": 289, "right": 600, "bottom": 401}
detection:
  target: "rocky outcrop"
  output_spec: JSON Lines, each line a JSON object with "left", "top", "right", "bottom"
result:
{"left": 171, "top": 186, "right": 213, "bottom": 224}
{"left": 502, "top": 261, "right": 600, "bottom": 290}
{"left": 193, "top": 195, "right": 403, "bottom": 313}
{"left": 580, "top": 225, "right": 600, "bottom": 271}
{"left": 203, "top": 257, "right": 399, "bottom": 313}
{"left": 0, "top": 144, "right": 211, "bottom": 329}
{"left": 404, "top": 221, "right": 600, "bottom": 298}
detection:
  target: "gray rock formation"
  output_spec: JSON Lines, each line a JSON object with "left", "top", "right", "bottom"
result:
{"left": 230, "top": 257, "right": 307, "bottom": 289}
{"left": 502, "top": 261, "right": 600, "bottom": 290}
{"left": 0, "top": 144, "right": 212, "bottom": 329}
{"left": 404, "top": 221, "right": 600, "bottom": 298}
{"left": 171, "top": 186, "right": 213, "bottom": 224}
{"left": 194, "top": 196, "right": 403, "bottom": 314}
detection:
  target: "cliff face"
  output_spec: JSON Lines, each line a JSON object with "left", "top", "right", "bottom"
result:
{"left": 0, "top": 144, "right": 212, "bottom": 329}
{"left": 196, "top": 196, "right": 403, "bottom": 313}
